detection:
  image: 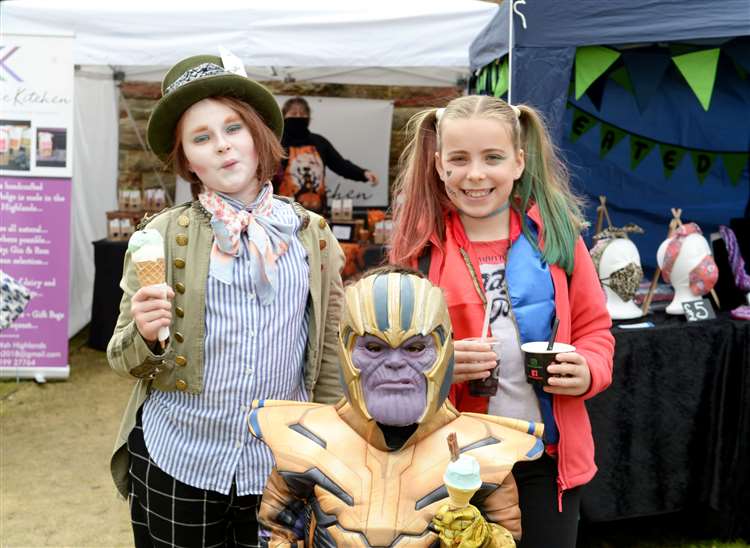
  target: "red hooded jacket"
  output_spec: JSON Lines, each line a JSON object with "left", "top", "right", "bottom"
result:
{"left": 416, "top": 205, "right": 614, "bottom": 507}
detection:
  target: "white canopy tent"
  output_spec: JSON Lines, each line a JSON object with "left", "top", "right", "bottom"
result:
{"left": 1, "top": 0, "right": 497, "bottom": 337}
{"left": 3, "top": 0, "right": 497, "bottom": 86}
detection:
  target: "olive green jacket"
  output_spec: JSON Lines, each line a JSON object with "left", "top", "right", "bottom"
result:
{"left": 107, "top": 199, "right": 345, "bottom": 498}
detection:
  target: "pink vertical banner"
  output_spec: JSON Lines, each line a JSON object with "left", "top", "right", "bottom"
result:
{"left": 0, "top": 176, "right": 71, "bottom": 378}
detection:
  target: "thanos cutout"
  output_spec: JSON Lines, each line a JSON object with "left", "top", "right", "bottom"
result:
{"left": 249, "top": 267, "right": 544, "bottom": 547}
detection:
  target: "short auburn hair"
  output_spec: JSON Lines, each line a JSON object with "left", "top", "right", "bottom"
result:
{"left": 168, "top": 96, "right": 285, "bottom": 200}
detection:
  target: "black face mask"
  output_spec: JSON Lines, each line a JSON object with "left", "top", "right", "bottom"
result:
{"left": 283, "top": 117, "right": 310, "bottom": 137}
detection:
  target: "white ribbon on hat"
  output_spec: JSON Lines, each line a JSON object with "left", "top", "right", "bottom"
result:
{"left": 219, "top": 46, "right": 248, "bottom": 78}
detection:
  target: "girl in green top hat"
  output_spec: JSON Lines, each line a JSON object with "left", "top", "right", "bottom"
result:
{"left": 108, "top": 53, "right": 345, "bottom": 547}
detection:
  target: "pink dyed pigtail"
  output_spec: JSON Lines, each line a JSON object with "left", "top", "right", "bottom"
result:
{"left": 389, "top": 109, "right": 452, "bottom": 267}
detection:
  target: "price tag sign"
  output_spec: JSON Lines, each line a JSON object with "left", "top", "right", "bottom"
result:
{"left": 682, "top": 298, "right": 716, "bottom": 322}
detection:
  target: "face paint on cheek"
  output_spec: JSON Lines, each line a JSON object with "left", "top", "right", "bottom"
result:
{"left": 442, "top": 168, "right": 459, "bottom": 197}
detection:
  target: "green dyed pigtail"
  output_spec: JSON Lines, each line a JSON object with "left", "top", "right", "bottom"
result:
{"left": 514, "top": 105, "right": 586, "bottom": 275}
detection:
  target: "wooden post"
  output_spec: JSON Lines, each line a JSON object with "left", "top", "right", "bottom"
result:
{"left": 594, "top": 195, "right": 612, "bottom": 236}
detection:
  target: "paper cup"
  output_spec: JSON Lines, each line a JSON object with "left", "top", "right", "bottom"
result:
{"left": 463, "top": 337, "right": 502, "bottom": 397}
{"left": 521, "top": 341, "right": 576, "bottom": 385}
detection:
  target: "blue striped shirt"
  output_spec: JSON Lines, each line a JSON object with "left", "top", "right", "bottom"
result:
{"left": 142, "top": 196, "right": 310, "bottom": 495}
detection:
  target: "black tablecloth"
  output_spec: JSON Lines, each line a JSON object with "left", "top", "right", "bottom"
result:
{"left": 582, "top": 311, "right": 750, "bottom": 539}
{"left": 89, "top": 239, "right": 127, "bottom": 351}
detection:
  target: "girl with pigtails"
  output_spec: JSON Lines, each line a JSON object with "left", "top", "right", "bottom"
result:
{"left": 389, "top": 95, "right": 614, "bottom": 548}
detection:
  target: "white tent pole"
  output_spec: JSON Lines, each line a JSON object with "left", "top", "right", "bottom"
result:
{"left": 508, "top": 0, "right": 514, "bottom": 104}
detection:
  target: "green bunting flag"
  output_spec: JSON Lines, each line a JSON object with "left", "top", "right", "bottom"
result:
{"left": 570, "top": 109, "right": 597, "bottom": 143}
{"left": 672, "top": 49, "right": 721, "bottom": 111}
{"left": 690, "top": 151, "right": 716, "bottom": 183}
{"left": 493, "top": 58, "right": 509, "bottom": 98}
{"left": 609, "top": 66, "right": 634, "bottom": 94}
{"left": 575, "top": 46, "right": 621, "bottom": 100}
{"left": 569, "top": 104, "right": 747, "bottom": 184}
{"left": 629, "top": 137, "right": 656, "bottom": 170}
{"left": 599, "top": 123, "right": 627, "bottom": 158}
{"left": 477, "top": 68, "right": 487, "bottom": 94}
{"left": 658, "top": 144, "right": 686, "bottom": 179}
{"left": 721, "top": 153, "right": 748, "bottom": 186}
{"left": 475, "top": 58, "right": 509, "bottom": 97}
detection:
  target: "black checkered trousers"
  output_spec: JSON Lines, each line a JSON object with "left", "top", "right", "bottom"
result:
{"left": 128, "top": 414, "right": 261, "bottom": 548}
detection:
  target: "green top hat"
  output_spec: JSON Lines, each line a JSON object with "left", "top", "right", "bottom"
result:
{"left": 146, "top": 54, "right": 283, "bottom": 159}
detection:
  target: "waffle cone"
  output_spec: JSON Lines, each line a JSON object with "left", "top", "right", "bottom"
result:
{"left": 135, "top": 258, "right": 166, "bottom": 286}
{"left": 446, "top": 484, "right": 478, "bottom": 510}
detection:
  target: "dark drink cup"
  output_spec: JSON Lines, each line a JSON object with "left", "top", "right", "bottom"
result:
{"left": 465, "top": 338, "right": 502, "bottom": 397}
{"left": 521, "top": 342, "right": 576, "bottom": 385}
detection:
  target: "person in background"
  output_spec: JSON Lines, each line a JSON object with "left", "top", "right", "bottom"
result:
{"left": 107, "top": 54, "right": 345, "bottom": 547}
{"left": 274, "top": 96, "right": 378, "bottom": 213}
{"left": 389, "top": 95, "right": 615, "bottom": 548}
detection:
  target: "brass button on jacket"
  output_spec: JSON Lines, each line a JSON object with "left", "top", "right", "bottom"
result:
{"left": 175, "top": 306, "right": 184, "bottom": 318}
{"left": 174, "top": 332, "right": 184, "bottom": 343}
{"left": 175, "top": 379, "right": 188, "bottom": 391}
{"left": 176, "top": 234, "right": 188, "bottom": 246}
{"left": 175, "top": 355, "right": 187, "bottom": 367}
{"left": 177, "top": 215, "right": 190, "bottom": 227}
{"left": 174, "top": 258, "right": 186, "bottom": 269}
{"left": 174, "top": 282, "right": 185, "bottom": 294}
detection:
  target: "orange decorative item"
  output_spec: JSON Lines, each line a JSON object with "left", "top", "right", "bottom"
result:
{"left": 367, "top": 209, "right": 386, "bottom": 230}
{"left": 340, "top": 242, "right": 365, "bottom": 279}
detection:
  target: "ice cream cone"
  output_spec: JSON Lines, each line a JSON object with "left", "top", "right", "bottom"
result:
{"left": 134, "top": 258, "right": 166, "bottom": 286}
{"left": 129, "top": 229, "right": 170, "bottom": 345}
{"left": 443, "top": 453, "right": 482, "bottom": 510}
{"left": 446, "top": 484, "right": 479, "bottom": 510}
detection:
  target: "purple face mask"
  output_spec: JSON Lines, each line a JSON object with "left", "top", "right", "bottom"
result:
{"left": 351, "top": 334, "right": 437, "bottom": 426}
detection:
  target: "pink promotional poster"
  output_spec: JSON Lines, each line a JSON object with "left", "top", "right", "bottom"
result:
{"left": 0, "top": 34, "right": 74, "bottom": 380}
{"left": 0, "top": 176, "right": 71, "bottom": 378}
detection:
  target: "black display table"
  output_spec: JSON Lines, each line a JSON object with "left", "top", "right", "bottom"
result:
{"left": 582, "top": 311, "right": 750, "bottom": 540}
{"left": 89, "top": 239, "right": 127, "bottom": 351}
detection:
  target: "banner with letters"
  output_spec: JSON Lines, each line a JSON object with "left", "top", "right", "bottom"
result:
{"left": 0, "top": 34, "right": 74, "bottom": 380}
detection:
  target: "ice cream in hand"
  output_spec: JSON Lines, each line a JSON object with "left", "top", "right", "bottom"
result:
{"left": 444, "top": 432, "right": 482, "bottom": 510}
{"left": 129, "top": 229, "right": 169, "bottom": 345}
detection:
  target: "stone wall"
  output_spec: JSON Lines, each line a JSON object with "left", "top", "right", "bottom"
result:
{"left": 118, "top": 80, "right": 462, "bottom": 206}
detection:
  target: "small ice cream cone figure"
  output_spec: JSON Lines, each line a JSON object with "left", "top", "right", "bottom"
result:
{"left": 129, "top": 228, "right": 170, "bottom": 347}
{"left": 444, "top": 433, "right": 482, "bottom": 510}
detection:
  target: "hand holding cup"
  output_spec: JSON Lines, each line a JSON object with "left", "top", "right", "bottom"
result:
{"left": 544, "top": 351, "right": 591, "bottom": 396}
{"left": 452, "top": 338, "right": 500, "bottom": 385}
{"left": 521, "top": 342, "right": 591, "bottom": 396}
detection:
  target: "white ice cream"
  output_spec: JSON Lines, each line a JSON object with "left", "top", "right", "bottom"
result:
{"left": 128, "top": 229, "right": 165, "bottom": 263}
{"left": 444, "top": 454, "right": 482, "bottom": 491}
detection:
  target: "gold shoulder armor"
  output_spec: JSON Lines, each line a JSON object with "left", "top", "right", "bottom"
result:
{"left": 247, "top": 399, "right": 326, "bottom": 440}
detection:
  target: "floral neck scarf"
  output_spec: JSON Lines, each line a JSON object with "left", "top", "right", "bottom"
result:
{"left": 198, "top": 183, "right": 295, "bottom": 304}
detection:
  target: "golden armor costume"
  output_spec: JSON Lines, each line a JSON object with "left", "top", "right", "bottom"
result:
{"left": 249, "top": 270, "right": 544, "bottom": 547}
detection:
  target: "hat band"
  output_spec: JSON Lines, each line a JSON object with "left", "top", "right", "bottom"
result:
{"left": 165, "top": 62, "right": 229, "bottom": 96}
